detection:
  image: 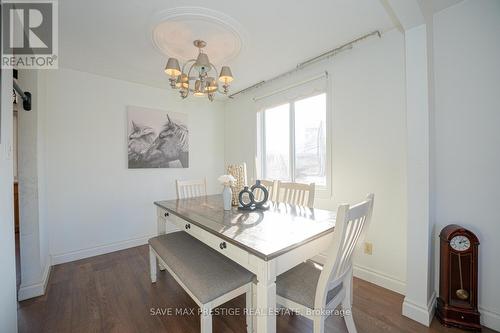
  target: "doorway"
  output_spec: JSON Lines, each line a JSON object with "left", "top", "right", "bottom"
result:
{"left": 13, "top": 98, "right": 20, "bottom": 291}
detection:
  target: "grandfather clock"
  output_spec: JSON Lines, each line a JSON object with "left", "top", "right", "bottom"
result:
{"left": 436, "top": 224, "right": 481, "bottom": 331}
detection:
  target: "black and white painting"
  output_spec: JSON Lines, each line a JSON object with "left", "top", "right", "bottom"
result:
{"left": 127, "top": 106, "right": 188, "bottom": 168}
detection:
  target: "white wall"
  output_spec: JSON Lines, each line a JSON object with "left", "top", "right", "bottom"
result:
{"left": 0, "top": 67, "right": 18, "bottom": 331}
{"left": 13, "top": 110, "right": 17, "bottom": 181}
{"left": 225, "top": 29, "right": 408, "bottom": 293}
{"left": 41, "top": 69, "right": 225, "bottom": 264}
{"left": 17, "top": 69, "right": 51, "bottom": 301}
{"left": 432, "top": 0, "right": 500, "bottom": 330}
{"left": 401, "top": 23, "right": 435, "bottom": 326}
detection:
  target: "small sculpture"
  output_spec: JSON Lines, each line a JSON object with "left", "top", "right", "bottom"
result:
{"left": 238, "top": 180, "right": 269, "bottom": 210}
{"left": 227, "top": 163, "right": 247, "bottom": 206}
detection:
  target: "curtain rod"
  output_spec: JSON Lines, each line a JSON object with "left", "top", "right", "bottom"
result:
{"left": 253, "top": 71, "right": 328, "bottom": 102}
{"left": 229, "top": 30, "right": 381, "bottom": 99}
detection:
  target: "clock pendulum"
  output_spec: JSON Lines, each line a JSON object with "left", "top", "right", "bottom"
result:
{"left": 456, "top": 253, "right": 469, "bottom": 301}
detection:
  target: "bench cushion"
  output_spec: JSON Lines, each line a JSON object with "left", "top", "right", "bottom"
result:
{"left": 149, "top": 232, "right": 254, "bottom": 304}
{"left": 276, "top": 261, "right": 342, "bottom": 309}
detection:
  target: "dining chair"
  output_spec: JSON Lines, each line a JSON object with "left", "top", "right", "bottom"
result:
{"left": 149, "top": 232, "right": 254, "bottom": 333}
{"left": 254, "top": 179, "right": 278, "bottom": 202}
{"left": 176, "top": 178, "right": 207, "bottom": 199}
{"left": 276, "top": 193, "right": 375, "bottom": 333}
{"left": 276, "top": 181, "right": 315, "bottom": 208}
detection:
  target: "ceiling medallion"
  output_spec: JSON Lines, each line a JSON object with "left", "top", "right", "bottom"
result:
{"left": 164, "top": 39, "right": 234, "bottom": 101}
{"left": 151, "top": 7, "right": 244, "bottom": 101}
{"left": 151, "top": 7, "right": 244, "bottom": 64}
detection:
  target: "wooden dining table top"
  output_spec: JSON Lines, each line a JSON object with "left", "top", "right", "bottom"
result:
{"left": 154, "top": 194, "right": 336, "bottom": 261}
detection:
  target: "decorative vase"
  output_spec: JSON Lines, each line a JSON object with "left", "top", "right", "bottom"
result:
{"left": 222, "top": 186, "right": 232, "bottom": 211}
{"left": 227, "top": 163, "right": 247, "bottom": 206}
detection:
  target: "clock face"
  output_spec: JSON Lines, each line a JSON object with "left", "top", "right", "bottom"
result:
{"left": 450, "top": 235, "right": 471, "bottom": 251}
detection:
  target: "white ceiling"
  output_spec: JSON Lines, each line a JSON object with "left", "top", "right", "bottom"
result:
{"left": 59, "top": 0, "right": 398, "bottom": 92}
{"left": 419, "top": 0, "right": 464, "bottom": 17}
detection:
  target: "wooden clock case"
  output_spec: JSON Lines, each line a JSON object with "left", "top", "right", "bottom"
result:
{"left": 436, "top": 224, "right": 481, "bottom": 331}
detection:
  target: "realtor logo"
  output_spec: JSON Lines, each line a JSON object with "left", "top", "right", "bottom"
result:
{"left": 1, "top": 0, "right": 58, "bottom": 68}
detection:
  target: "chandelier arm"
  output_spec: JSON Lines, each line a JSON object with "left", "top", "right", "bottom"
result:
{"left": 186, "top": 64, "right": 203, "bottom": 94}
{"left": 210, "top": 62, "right": 231, "bottom": 95}
{"left": 209, "top": 62, "right": 226, "bottom": 95}
{"left": 187, "top": 63, "right": 196, "bottom": 81}
{"left": 209, "top": 63, "right": 219, "bottom": 78}
{"left": 181, "top": 59, "right": 197, "bottom": 74}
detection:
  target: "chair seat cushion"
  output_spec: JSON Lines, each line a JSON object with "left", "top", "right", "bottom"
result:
{"left": 276, "top": 261, "right": 342, "bottom": 309}
{"left": 149, "top": 232, "right": 254, "bottom": 304}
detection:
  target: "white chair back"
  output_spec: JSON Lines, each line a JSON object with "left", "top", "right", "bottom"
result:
{"left": 254, "top": 179, "right": 278, "bottom": 202}
{"left": 276, "top": 181, "right": 315, "bottom": 208}
{"left": 176, "top": 178, "right": 207, "bottom": 199}
{"left": 314, "top": 194, "right": 374, "bottom": 309}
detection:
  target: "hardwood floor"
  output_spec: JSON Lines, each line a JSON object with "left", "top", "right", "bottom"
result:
{"left": 15, "top": 231, "right": 20, "bottom": 290}
{"left": 18, "top": 245, "right": 496, "bottom": 333}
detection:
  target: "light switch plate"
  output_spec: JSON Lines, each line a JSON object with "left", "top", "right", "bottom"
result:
{"left": 6, "top": 141, "right": 13, "bottom": 160}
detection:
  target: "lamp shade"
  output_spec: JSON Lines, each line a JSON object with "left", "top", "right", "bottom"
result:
{"left": 194, "top": 53, "right": 211, "bottom": 73}
{"left": 219, "top": 66, "right": 233, "bottom": 83}
{"left": 193, "top": 80, "right": 205, "bottom": 96}
{"left": 165, "top": 58, "right": 181, "bottom": 77}
{"left": 175, "top": 74, "right": 189, "bottom": 89}
{"left": 204, "top": 77, "right": 218, "bottom": 92}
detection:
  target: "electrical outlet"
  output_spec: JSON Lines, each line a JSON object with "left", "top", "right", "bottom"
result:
{"left": 364, "top": 242, "right": 373, "bottom": 255}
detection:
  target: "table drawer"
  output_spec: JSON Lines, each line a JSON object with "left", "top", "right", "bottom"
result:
{"left": 157, "top": 207, "right": 170, "bottom": 219}
{"left": 157, "top": 208, "right": 182, "bottom": 233}
{"left": 167, "top": 213, "right": 187, "bottom": 229}
{"left": 187, "top": 223, "right": 249, "bottom": 267}
{"left": 157, "top": 207, "right": 249, "bottom": 267}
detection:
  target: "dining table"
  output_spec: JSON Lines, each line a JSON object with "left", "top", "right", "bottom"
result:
{"left": 154, "top": 194, "right": 336, "bottom": 333}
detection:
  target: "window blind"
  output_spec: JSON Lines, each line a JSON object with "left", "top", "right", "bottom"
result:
{"left": 254, "top": 72, "right": 328, "bottom": 111}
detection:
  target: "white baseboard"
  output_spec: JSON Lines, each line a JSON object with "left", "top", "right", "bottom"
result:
{"left": 402, "top": 291, "right": 436, "bottom": 327}
{"left": 18, "top": 260, "right": 52, "bottom": 301}
{"left": 51, "top": 235, "right": 154, "bottom": 265}
{"left": 353, "top": 264, "right": 406, "bottom": 295}
{"left": 480, "top": 306, "right": 500, "bottom": 331}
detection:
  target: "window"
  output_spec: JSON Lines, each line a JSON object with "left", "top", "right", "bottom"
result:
{"left": 264, "top": 103, "right": 290, "bottom": 180}
{"left": 259, "top": 93, "right": 328, "bottom": 187}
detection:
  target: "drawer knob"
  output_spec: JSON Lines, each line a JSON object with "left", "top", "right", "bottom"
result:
{"left": 185, "top": 224, "right": 191, "bottom": 230}
{"left": 164, "top": 212, "right": 169, "bottom": 217}
{"left": 219, "top": 242, "right": 227, "bottom": 250}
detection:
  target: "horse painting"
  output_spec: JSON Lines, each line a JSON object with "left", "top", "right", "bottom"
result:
{"left": 127, "top": 107, "right": 189, "bottom": 168}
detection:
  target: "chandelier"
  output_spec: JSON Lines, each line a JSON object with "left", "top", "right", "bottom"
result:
{"left": 164, "top": 40, "right": 234, "bottom": 101}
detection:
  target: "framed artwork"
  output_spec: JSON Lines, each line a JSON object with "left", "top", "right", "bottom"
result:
{"left": 127, "top": 106, "right": 188, "bottom": 168}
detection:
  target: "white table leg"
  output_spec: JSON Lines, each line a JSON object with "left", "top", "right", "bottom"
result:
{"left": 200, "top": 306, "right": 213, "bottom": 333}
{"left": 246, "top": 286, "right": 254, "bottom": 333}
{"left": 156, "top": 215, "right": 167, "bottom": 271}
{"left": 149, "top": 246, "right": 157, "bottom": 283}
{"left": 254, "top": 259, "right": 277, "bottom": 333}
{"left": 157, "top": 216, "right": 166, "bottom": 235}
{"left": 252, "top": 282, "right": 257, "bottom": 332}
